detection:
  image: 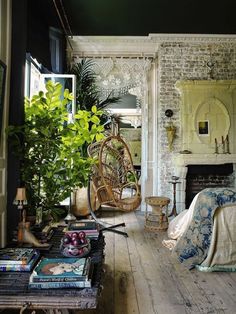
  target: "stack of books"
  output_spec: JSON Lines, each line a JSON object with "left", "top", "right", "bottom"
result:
{"left": 0, "top": 248, "right": 40, "bottom": 272}
{"left": 29, "top": 256, "right": 93, "bottom": 289}
{"left": 33, "top": 224, "right": 55, "bottom": 243}
{"left": 67, "top": 219, "right": 100, "bottom": 239}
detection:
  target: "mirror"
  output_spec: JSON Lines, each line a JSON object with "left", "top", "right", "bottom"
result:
{"left": 0, "top": 60, "right": 6, "bottom": 138}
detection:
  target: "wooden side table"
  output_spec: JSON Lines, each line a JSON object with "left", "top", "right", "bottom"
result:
{"left": 145, "top": 196, "right": 170, "bottom": 231}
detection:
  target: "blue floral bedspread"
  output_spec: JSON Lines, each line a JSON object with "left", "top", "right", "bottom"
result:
{"left": 173, "top": 188, "right": 236, "bottom": 269}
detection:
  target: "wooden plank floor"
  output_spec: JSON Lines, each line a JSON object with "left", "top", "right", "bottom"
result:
{"left": 76, "top": 209, "right": 236, "bottom": 314}
{"left": 1, "top": 209, "right": 236, "bottom": 314}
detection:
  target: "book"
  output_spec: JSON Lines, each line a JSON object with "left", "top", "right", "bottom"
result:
{"left": 31, "top": 257, "right": 91, "bottom": 282}
{"left": 34, "top": 228, "right": 54, "bottom": 243}
{"left": 0, "top": 248, "right": 35, "bottom": 265}
{"left": 65, "top": 229, "right": 99, "bottom": 240}
{"left": 28, "top": 274, "right": 92, "bottom": 289}
{"left": 66, "top": 220, "right": 100, "bottom": 240}
{"left": 68, "top": 220, "right": 98, "bottom": 231}
{"left": 28, "top": 258, "right": 94, "bottom": 289}
{"left": 0, "top": 250, "right": 40, "bottom": 272}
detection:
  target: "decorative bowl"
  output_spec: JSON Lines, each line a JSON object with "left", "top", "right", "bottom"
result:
{"left": 60, "top": 231, "right": 91, "bottom": 258}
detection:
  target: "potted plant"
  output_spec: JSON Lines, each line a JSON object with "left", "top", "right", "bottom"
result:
{"left": 7, "top": 80, "right": 105, "bottom": 222}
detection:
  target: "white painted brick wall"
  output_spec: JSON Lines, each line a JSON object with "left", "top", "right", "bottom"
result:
{"left": 157, "top": 42, "right": 236, "bottom": 212}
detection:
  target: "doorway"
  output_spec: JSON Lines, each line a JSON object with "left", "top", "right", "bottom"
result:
{"left": 107, "top": 93, "right": 142, "bottom": 182}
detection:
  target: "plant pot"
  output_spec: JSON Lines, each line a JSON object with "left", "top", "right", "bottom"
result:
{"left": 72, "top": 185, "right": 100, "bottom": 217}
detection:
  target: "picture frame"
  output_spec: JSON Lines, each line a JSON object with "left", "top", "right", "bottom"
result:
{"left": 0, "top": 60, "right": 6, "bottom": 138}
{"left": 198, "top": 120, "right": 209, "bottom": 136}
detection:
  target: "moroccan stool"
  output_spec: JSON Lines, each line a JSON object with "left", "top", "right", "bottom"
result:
{"left": 145, "top": 196, "right": 170, "bottom": 231}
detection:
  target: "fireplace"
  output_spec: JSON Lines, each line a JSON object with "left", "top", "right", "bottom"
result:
{"left": 173, "top": 80, "right": 236, "bottom": 212}
{"left": 173, "top": 154, "right": 236, "bottom": 212}
{"left": 185, "top": 163, "right": 234, "bottom": 208}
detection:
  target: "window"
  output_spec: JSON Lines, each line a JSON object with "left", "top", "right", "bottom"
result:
{"left": 25, "top": 55, "right": 76, "bottom": 114}
{"left": 40, "top": 74, "right": 76, "bottom": 114}
{"left": 24, "top": 54, "right": 42, "bottom": 99}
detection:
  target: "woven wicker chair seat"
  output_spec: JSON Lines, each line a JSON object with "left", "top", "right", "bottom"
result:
{"left": 88, "top": 135, "right": 141, "bottom": 211}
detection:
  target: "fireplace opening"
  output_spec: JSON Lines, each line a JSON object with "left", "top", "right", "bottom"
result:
{"left": 185, "top": 163, "right": 234, "bottom": 208}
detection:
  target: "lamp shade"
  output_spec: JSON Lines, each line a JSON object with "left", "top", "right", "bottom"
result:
{"left": 13, "top": 187, "right": 27, "bottom": 205}
{"left": 15, "top": 187, "right": 27, "bottom": 200}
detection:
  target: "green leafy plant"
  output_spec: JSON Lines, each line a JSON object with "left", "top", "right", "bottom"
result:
{"left": 7, "top": 81, "right": 105, "bottom": 220}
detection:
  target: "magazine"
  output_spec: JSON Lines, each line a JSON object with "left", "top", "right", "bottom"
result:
{"left": 31, "top": 257, "right": 91, "bottom": 282}
{"left": 0, "top": 248, "right": 35, "bottom": 265}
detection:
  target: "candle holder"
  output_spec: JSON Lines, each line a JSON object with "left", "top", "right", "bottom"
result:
{"left": 225, "top": 134, "right": 230, "bottom": 154}
{"left": 214, "top": 135, "right": 230, "bottom": 154}
{"left": 168, "top": 176, "right": 181, "bottom": 217}
{"left": 64, "top": 194, "right": 77, "bottom": 223}
{"left": 214, "top": 138, "right": 219, "bottom": 154}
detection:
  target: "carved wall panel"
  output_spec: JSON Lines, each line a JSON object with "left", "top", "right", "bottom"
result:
{"left": 176, "top": 80, "right": 236, "bottom": 155}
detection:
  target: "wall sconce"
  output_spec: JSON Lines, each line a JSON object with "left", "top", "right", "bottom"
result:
{"left": 165, "top": 109, "right": 176, "bottom": 151}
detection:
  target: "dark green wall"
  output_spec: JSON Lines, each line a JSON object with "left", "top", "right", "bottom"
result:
{"left": 63, "top": 0, "right": 236, "bottom": 35}
{"left": 23, "top": 0, "right": 236, "bottom": 37}
{"left": 7, "top": 0, "right": 65, "bottom": 241}
{"left": 7, "top": 0, "right": 28, "bottom": 240}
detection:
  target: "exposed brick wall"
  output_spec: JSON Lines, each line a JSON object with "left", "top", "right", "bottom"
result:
{"left": 157, "top": 41, "right": 236, "bottom": 205}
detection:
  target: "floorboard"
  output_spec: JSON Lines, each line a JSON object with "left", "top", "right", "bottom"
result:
{"left": 79, "top": 209, "right": 236, "bottom": 314}
{"left": 3, "top": 209, "right": 235, "bottom": 314}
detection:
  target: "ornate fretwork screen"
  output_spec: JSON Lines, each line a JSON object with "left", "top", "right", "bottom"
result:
{"left": 72, "top": 57, "right": 151, "bottom": 106}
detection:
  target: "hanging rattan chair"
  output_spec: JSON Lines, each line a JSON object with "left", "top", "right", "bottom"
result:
{"left": 88, "top": 135, "right": 141, "bottom": 211}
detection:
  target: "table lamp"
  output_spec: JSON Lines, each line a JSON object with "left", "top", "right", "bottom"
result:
{"left": 13, "top": 187, "right": 30, "bottom": 243}
{"left": 13, "top": 187, "right": 28, "bottom": 225}
{"left": 13, "top": 187, "right": 49, "bottom": 247}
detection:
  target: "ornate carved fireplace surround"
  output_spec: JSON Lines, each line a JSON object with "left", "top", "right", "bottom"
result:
{"left": 174, "top": 80, "right": 236, "bottom": 210}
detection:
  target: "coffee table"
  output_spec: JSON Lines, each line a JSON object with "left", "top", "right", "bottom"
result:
{"left": 0, "top": 228, "right": 105, "bottom": 313}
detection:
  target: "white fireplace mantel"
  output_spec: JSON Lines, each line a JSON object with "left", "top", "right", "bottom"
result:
{"left": 173, "top": 154, "right": 236, "bottom": 168}
{"left": 173, "top": 154, "right": 236, "bottom": 211}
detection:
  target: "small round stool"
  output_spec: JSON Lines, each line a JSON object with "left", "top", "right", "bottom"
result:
{"left": 145, "top": 196, "right": 170, "bottom": 231}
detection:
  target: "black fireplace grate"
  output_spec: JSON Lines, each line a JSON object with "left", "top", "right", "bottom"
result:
{"left": 185, "top": 163, "right": 234, "bottom": 209}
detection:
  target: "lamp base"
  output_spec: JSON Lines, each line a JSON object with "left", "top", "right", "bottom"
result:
{"left": 18, "top": 221, "right": 49, "bottom": 248}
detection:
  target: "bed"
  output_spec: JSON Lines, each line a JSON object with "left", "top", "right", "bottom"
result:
{"left": 163, "top": 187, "right": 236, "bottom": 271}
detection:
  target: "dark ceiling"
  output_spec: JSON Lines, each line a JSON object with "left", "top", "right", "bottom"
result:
{"left": 31, "top": 0, "right": 236, "bottom": 36}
